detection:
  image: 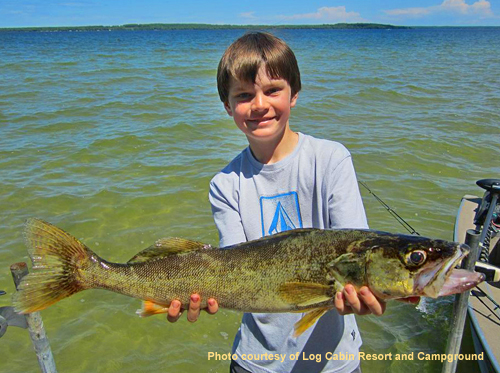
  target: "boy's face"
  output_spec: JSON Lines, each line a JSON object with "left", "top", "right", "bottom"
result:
{"left": 224, "top": 65, "right": 298, "bottom": 144}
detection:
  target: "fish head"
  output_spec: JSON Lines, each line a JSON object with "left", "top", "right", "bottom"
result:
{"left": 364, "top": 233, "right": 484, "bottom": 300}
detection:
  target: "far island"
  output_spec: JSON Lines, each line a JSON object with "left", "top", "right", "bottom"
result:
{"left": 0, "top": 23, "right": 411, "bottom": 32}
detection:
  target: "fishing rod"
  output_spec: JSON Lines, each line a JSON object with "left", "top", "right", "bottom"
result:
{"left": 359, "top": 181, "right": 420, "bottom": 236}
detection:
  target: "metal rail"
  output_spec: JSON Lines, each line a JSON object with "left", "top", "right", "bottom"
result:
{"left": 442, "top": 230, "right": 480, "bottom": 373}
{"left": 10, "top": 262, "right": 57, "bottom": 373}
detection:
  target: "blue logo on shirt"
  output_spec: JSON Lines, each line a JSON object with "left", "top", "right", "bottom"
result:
{"left": 260, "top": 192, "right": 302, "bottom": 237}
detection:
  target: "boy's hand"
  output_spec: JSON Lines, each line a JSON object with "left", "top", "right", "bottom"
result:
{"left": 334, "top": 285, "right": 421, "bottom": 316}
{"left": 167, "top": 294, "right": 218, "bottom": 323}
{"left": 335, "top": 285, "right": 386, "bottom": 316}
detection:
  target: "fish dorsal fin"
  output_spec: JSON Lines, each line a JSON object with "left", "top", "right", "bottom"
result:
{"left": 127, "top": 238, "right": 213, "bottom": 263}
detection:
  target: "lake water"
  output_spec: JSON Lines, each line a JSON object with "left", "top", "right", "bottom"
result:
{"left": 0, "top": 27, "right": 499, "bottom": 372}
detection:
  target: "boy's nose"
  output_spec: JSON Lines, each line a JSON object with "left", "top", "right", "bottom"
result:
{"left": 251, "top": 93, "right": 269, "bottom": 111}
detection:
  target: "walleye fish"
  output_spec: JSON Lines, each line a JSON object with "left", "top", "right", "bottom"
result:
{"left": 13, "top": 218, "right": 484, "bottom": 336}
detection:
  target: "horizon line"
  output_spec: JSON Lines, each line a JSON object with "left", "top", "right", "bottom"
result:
{"left": 1, "top": 22, "right": 500, "bottom": 30}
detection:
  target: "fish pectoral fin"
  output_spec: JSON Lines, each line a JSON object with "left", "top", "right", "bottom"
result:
{"left": 328, "top": 252, "right": 365, "bottom": 285}
{"left": 128, "top": 238, "right": 215, "bottom": 263}
{"left": 293, "top": 308, "right": 329, "bottom": 337}
{"left": 278, "top": 282, "right": 333, "bottom": 307}
{"left": 329, "top": 252, "right": 362, "bottom": 269}
{"left": 136, "top": 300, "right": 170, "bottom": 317}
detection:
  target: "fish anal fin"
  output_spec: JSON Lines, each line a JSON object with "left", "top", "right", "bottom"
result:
{"left": 128, "top": 238, "right": 215, "bottom": 263}
{"left": 136, "top": 300, "right": 170, "bottom": 317}
{"left": 293, "top": 308, "right": 329, "bottom": 337}
{"left": 278, "top": 282, "right": 333, "bottom": 307}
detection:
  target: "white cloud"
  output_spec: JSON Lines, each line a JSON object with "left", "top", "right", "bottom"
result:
{"left": 279, "top": 6, "right": 365, "bottom": 22}
{"left": 441, "top": 0, "right": 492, "bottom": 14}
{"left": 7, "top": 10, "right": 26, "bottom": 15}
{"left": 239, "top": 11, "right": 257, "bottom": 20}
{"left": 385, "top": 7, "right": 431, "bottom": 17}
{"left": 385, "top": 0, "right": 494, "bottom": 19}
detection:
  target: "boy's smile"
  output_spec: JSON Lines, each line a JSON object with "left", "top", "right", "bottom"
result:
{"left": 224, "top": 65, "right": 298, "bottom": 151}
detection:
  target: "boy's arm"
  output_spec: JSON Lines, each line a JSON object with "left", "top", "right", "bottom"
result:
{"left": 327, "top": 155, "right": 368, "bottom": 230}
{"left": 327, "top": 156, "right": 420, "bottom": 312}
{"left": 327, "top": 155, "right": 387, "bottom": 316}
{"left": 209, "top": 178, "right": 247, "bottom": 247}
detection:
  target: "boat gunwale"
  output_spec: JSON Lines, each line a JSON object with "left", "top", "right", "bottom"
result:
{"left": 454, "top": 194, "right": 500, "bottom": 372}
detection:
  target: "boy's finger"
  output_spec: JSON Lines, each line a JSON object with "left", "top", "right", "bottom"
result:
{"left": 335, "top": 291, "right": 353, "bottom": 315}
{"left": 359, "top": 287, "right": 386, "bottom": 316}
{"left": 167, "top": 300, "right": 182, "bottom": 323}
{"left": 187, "top": 294, "right": 201, "bottom": 323}
{"left": 335, "top": 291, "right": 345, "bottom": 314}
{"left": 343, "top": 285, "right": 368, "bottom": 315}
{"left": 206, "top": 298, "right": 219, "bottom": 315}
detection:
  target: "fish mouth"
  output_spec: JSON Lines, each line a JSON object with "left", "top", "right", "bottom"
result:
{"left": 437, "top": 268, "right": 485, "bottom": 297}
{"left": 415, "top": 244, "right": 485, "bottom": 298}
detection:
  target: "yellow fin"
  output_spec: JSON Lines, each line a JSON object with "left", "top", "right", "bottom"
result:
{"left": 293, "top": 308, "right": 329, "bottom": 337}
{"left": 128, "top": 238, "right": 214, "bottom": 263}
{"left": 278, "top": 282, "right": 332, "bottom": 307}
{"left": 13, "top": 218, "right": 93, "bottom": 314}
{"left": 136, "top": 300, "right": 169, "bottom": 317}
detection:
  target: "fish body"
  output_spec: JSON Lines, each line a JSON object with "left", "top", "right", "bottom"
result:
{"left": 13, "top": 219, "right": 484, "bottom": 336}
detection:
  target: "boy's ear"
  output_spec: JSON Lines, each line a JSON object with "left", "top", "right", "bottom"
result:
{"left": 224, "top": 101, "right": 233, "bottom": 117}
{"left": 290, "top": 92, "right": 299, "bottom": 108}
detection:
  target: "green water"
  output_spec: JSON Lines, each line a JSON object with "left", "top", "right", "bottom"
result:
{"left": 0, "top": 28, "right": 499, "bottom": 372}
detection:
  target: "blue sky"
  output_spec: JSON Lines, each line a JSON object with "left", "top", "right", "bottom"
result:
{"left": 1, "top": 0, "right": 499, "bottom": 27}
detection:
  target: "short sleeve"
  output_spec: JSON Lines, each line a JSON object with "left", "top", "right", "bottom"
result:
{"left": 209, "top": 178, "right": 247, "bottom": 248}
{"left": 327, "top": 155, "right": 368, "bottom": 229}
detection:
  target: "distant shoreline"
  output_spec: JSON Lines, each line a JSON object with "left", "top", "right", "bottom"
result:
{"left": 1, "top": 23, "right": 412, "bottom": 32}
{"left": 1, "top": 23, "right": 497, "bottom": 33}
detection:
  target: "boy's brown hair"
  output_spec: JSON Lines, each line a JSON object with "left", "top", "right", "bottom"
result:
{"left": 217, "top": 32, "right": 301, "bottom": 103}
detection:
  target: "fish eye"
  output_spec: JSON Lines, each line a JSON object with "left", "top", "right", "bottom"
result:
{"left": 407, "top": 250, "right": 427, "bottom": 266}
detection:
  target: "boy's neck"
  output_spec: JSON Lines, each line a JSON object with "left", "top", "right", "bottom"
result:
{"left": 247, "top": 127, "right": 299, "bottom": 165}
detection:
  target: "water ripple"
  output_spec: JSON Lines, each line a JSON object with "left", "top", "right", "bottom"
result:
{"left": 0, "top": 28, "right": 499, "bottom": 373}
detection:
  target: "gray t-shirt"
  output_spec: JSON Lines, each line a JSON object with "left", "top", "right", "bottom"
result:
{"left": 209, "top": 132, "right": 368, "bottom": 373}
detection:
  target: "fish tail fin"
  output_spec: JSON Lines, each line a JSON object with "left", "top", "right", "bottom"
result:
{"left": 13, "top": 218, "right": 96, "bottom": 314}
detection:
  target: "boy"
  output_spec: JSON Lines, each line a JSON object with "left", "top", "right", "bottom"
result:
{"left": 169, "top": 32, "right": 386, "bottom": 373}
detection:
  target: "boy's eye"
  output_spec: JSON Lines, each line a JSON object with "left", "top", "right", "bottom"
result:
{"left": 236, "top": 93, "right": 251, "bottom": 99}
{"left": 267, "top": 87, "right": 281, "bottom": 95}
